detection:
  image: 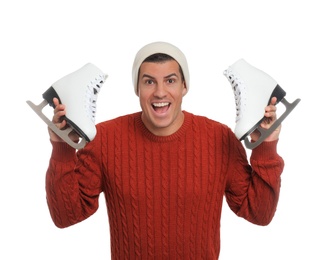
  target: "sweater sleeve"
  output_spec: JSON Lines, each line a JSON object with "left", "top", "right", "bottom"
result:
{"left": 45, "top": 138, "right": 103, "bottom": 228}
{"left": 225, "top": 134, "right": 284, "bottom": 226}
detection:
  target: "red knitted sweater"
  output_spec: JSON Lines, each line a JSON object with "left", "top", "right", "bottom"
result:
{"left": 46, "top": 111, "right": 284, "bottom": 259}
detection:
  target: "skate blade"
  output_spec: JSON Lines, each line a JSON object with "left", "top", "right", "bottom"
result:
{"left": 244, "top": 97, "right": 301, "bottom": 149}
{"left": 26, "top": 99, "right": 87, "bottom": 149}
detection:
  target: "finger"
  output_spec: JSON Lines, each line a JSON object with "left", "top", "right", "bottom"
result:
{"left": 53, "top": 109, "right": 65, "bottom": 120}
{"left": 265, "top": 98, "right": 277, "bottom": 116}
{"left": 265, "top": 104, "right": 277, "bottom": 112}
{"left": 54, "top": 103, "right": 65, "bottom": 113}
{"left": 59, "top": 119, "right": 67, "bottom": 129}
{"left": 52, "top": 103, "right": 66, "bottom": 124}
{"left": 270, "top": 96, "right": 277, "bottom": 105}
{"left": 54, "top": 105, "right": 65, "bottom": 116}
{"left": 53, "top": 97, "right": 59, "bottom": 106}
{"left": 265, "top": 106, "right": 277, "bottom": 117}
{"left": 260, "top": 117, "right": 272, "bottom": 128}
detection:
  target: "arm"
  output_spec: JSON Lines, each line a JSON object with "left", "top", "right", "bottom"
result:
{"left": 225, "top": 97, "right": 284, "bottom": 225}
{"left": 45, "top": 98, "right": 102, "bottom": 228}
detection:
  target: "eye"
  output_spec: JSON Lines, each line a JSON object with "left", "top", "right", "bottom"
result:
{"left": 167, "top": 78, "right": 175, "bottom": 84}
{"left": 145, "top": 79, "right": 154, "bottom": 85}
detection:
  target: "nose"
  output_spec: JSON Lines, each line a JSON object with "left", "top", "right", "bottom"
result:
{"left": 153, "top": 82, "right": 167, "bottom": 98}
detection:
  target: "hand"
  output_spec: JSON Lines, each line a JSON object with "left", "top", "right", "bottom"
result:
{"left": 250, "top": 97, "right": 281, "bottom": 142}
{"left": 48, "top": 98, "right": 80, "bottom": 143}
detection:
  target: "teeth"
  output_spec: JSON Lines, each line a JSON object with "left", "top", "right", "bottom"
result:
{"left": 153, "top": 102, "right": 169, "bottom": 107}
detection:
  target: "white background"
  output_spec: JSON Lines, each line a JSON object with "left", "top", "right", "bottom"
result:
{"left": 1, "top": 0, "right": 328, "bottom": 259}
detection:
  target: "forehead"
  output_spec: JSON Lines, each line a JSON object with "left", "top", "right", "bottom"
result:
{"left": 139, "top": 60, "right": 180, "bottom": 76}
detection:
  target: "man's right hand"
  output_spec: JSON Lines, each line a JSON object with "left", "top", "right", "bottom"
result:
{"left": 48, "top": 98, "right": 80, "bottom": 143}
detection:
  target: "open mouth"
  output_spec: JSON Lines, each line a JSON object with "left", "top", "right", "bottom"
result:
{"left": 152, "top": 102, "right": 170, "bottom": 113}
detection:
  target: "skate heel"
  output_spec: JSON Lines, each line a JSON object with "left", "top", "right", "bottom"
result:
{"left": 42, "top": 86, "right": 61, "bottom": 108}
{"left": 41, "top": 86, "right": 91, "bottom": 142}
{"left": 270, "top": 84, "right": 286, "bottom": 104}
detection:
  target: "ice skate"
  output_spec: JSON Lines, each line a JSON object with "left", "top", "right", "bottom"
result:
{"left": 26, "top": 63, "right": 107, "bottom": 149}
{"left": 223, "top": 59, "right": 300, "bottom": 149}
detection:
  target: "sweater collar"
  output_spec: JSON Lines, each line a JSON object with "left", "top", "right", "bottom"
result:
{"left": 136, "top": 111, "right": 192, "bottom": 142}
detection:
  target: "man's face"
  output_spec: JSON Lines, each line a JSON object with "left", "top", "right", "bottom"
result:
{"left": 138, "top": 59, "right": 187, "bottom": 136}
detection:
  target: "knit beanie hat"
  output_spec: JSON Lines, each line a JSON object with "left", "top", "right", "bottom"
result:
{"left": 132, "top": 41, "right": 190, "bottom": 96}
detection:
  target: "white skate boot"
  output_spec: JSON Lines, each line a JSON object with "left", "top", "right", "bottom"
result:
{"left": 223, "top": 59, "right": 300, "bottom": 149}
{"left": 27, "top": 63, "right": 107, "bottom": 149}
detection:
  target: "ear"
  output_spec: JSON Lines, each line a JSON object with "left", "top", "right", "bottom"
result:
{"left": 182, "top": 82, "right": 188, "bottom": 97}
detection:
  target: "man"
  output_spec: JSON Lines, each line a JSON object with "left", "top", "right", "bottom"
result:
{"left": 46, "top": 41, "right": 284, "bottom": 259}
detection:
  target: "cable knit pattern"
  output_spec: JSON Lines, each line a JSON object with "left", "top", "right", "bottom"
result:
{"left": 46, "top": 111, "right": 284, "bottom": 259}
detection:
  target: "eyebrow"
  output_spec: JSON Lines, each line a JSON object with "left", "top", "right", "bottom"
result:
{"left": 142, "top": 73, "right": 178, "bottom": 80}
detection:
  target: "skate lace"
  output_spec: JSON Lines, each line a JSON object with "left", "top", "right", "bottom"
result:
{"left": 223, "top": 68, "right": 245, "bottom": 123}
{"left": 86, "top": 74, "right": 107, "bottom": 123}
